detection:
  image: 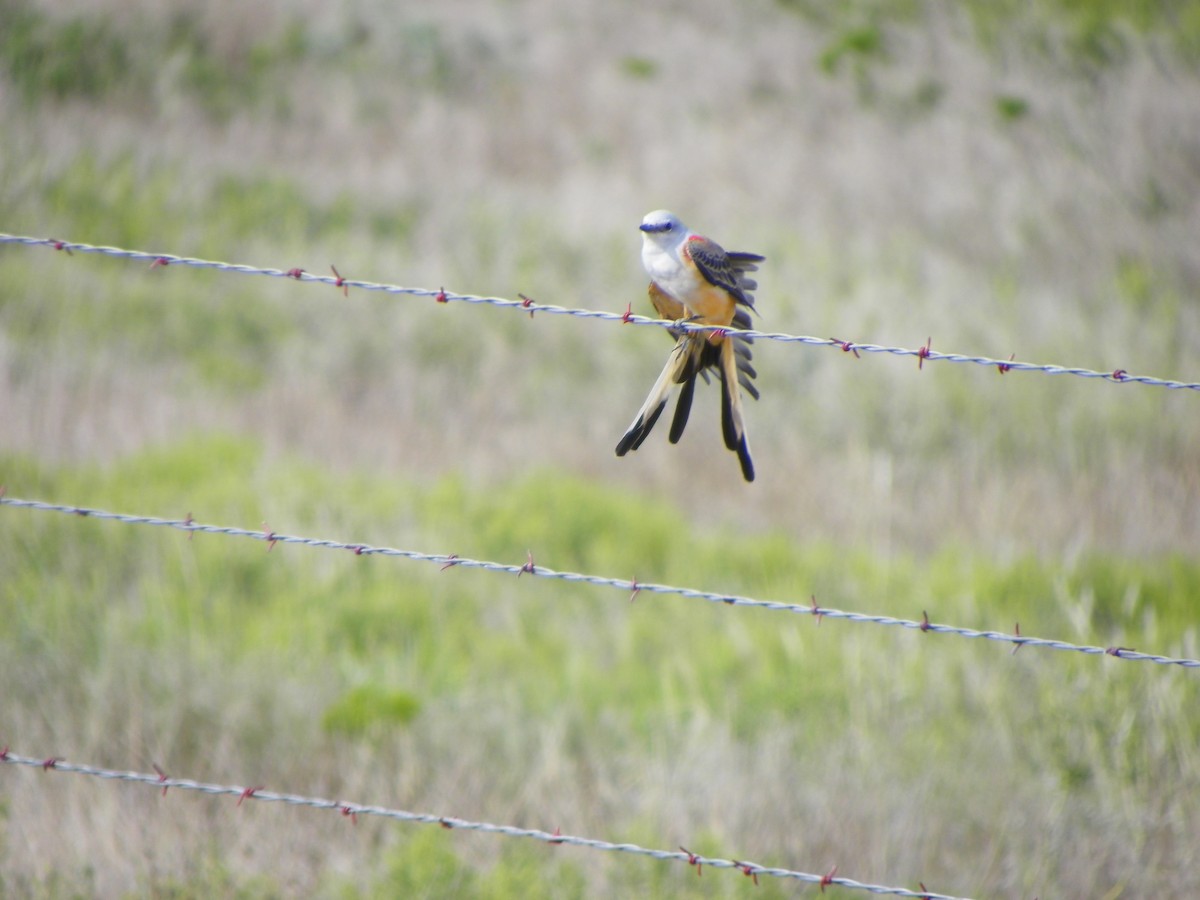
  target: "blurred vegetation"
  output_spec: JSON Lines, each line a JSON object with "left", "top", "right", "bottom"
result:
{"left": 0, "top": 2, "right": 131, "bottom": 102}
{"left": 780, "top": 0, "right": 1200, "bottom": 66}
{"left": 2, "top": 438, "right": 1198, "bottom": 893}
{"left": 775, "top": 0, "right": 1200, "bottom": 117}
{"left": 3, "top": 0, "right": 1196, "bottom": 126}
{"left": 5, "top": 152, "right": 374, "bottom": 253}
{"left": 4, "top": 440, "right": 1198, "bottom": 741}
{"left": 333, "top": 829, "right": 588, "bottom": 900}
{"left": 2, "top": 0, "right": 1198, "bottom": 894}
{"left": 0, "top": 1, "right": 312, "bottom": 118}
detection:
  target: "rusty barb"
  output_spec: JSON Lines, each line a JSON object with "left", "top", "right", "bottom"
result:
{"left": 4, "top": 232, "right": 1198, "bottom": 392}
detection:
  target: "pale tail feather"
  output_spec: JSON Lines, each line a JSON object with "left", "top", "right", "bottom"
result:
{"left": 615, "top": 338, "right": 693, "bottom": 457}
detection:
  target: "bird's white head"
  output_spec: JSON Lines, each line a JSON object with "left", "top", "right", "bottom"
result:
{"left": 639, "top": 210, "right": 688, "bottom": 248}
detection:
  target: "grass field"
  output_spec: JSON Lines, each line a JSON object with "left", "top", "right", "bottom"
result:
{"left": 2, "top": 0, "right": 1199, "bottom": 896}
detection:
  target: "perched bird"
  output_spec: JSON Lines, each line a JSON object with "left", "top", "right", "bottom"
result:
{"left": 616, "top": 210, "right": 764, "bottom": 482}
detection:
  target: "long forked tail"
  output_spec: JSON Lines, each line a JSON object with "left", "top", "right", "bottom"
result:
{"left": 718, "top": 336, "right": 755, "bottom": 482}
{"left": 615, "top": 337, "right": 695, "bottom": 457}
{"left": 667, "top": 307, "right": 757, "bottom": 445}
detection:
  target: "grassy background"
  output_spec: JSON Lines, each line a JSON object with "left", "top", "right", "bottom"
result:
{"left": 2, "top": 0, "right": 1199, "bottom": 895}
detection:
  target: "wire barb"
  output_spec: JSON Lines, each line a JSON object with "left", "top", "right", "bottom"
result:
{"left": 2, "top": 496, "right": 1197, "bottom": 669}
{"left": 821, "top": 864, "right": 839, "bottom": 892}
{"left": 0, "top": 749, "right": 974, "bottom": 899}
{"left": 3, "top": 232, "right": 1197, "bottom": 392}
{"left": 153, "top": 763, "right": 170, "bottom": 795}
{"left": 733, "top": 860, "right": 760, "bottom": 885}
{"left": 917, "top": 338, "right": 932, "bottom": 370}
{"left": 834, "top": 338, "right": 861, "bottom": 358}
{"left": 331, "top": 264, "right": 350, "bottom": 297}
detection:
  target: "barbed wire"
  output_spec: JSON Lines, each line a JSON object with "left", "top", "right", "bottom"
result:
{"left": 3, "top": 232, "right": 1197, "bottom": 392}
{"left": 2, "top": 233, "right": 1178, "bottom": 900}
{"left": 0, "top": 748, "right": 972, "bottom": 899}
{"left": 3, "top": 496, "right": 1196, "bottom": 670}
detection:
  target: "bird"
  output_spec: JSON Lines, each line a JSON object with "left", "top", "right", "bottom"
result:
{"left": 615, "top": 210, "right": 764, "bottom": 482}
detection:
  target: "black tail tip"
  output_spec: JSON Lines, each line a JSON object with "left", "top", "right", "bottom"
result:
{"left": 737, "top": 443, "right": 755, "bottom": 482}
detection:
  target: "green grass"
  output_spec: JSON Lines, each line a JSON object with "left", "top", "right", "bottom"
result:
{"left": 0, "top": 3, "right": 132, "bottom": 103}
{"left": 2, "top": 437, "right": 1198, "bottom": 894}
{"left": 2, "top": 0, "right": 1199, "bottom": 894}
{"left": 9, "top": 151, "right": 375, "bottom": 254}
{"left": 334, "top": 829, "right": 588, "bottom": 900}
{"left": 0, "top": 1, "right": 316, "bottom": 117}
{"left": 779, "top": 0, "right": 1200, "bottom": 67}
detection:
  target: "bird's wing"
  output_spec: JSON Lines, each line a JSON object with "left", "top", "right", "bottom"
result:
{"left": 726, "top": 251, "right": 765, "bottom": 294}
{"left": 684, "top": 237, "right": 760, "bottom": 310}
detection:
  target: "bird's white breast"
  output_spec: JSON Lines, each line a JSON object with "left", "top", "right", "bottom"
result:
{"left": 642, "top": 239, "right": 701, "bottom": 301}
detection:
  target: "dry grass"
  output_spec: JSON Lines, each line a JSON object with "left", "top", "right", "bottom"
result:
{"left": 2, "top": 0, "right": 1200, "bottom": 895}
{"left": 3, "top": 0, "right": 1197, "bottom": 555}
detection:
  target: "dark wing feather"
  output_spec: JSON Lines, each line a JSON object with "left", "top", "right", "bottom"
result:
{"left": 686, "top": 238, "right": 762, "bottom": 311}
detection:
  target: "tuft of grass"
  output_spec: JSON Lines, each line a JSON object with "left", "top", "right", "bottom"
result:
{"left": 619, "top": 56, "right": 658, "bottom": 80}
{"left": 995, "top": 93, "right": 1031, "bottom": 121}
{"left": 0, "top": 4, "right": 132, "bottom": 103}
{"left": 333, "top": 829, "right": 587, "bottom": 900}
{"left": 322, "top": 685, "right": 421, "bottom": 737}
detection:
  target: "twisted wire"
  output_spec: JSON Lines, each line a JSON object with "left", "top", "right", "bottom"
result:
{"left": 3, "top": 496, "right": 1196, "bottom": 669}
{"left": 0, "top": 749, "right": 972, "bottom": 899}
{"left": 3, "top": 233, "right": 1197, "bottom": 391}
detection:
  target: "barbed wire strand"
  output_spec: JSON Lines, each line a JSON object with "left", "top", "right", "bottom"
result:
{"left": 3, "top": 496, "right": 1196, "bottom": 670}
{"left": 3, "top": 233, "right": 1197, "bottom": 392}
{"left": 0, "top": 748, "right": 971, "bottom": 899}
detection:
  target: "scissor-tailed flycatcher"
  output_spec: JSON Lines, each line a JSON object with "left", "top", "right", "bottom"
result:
{"left": 615, "top": 210, "right": 764, "bottom": 482}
